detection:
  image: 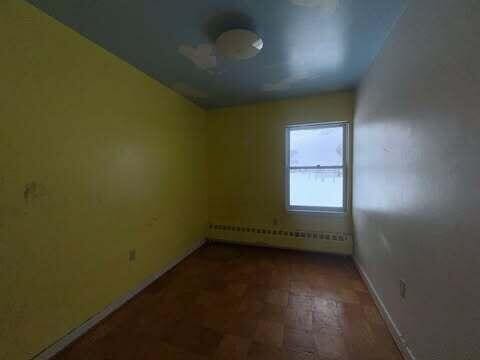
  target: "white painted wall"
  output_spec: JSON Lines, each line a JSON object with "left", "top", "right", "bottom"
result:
{"left": 353, "top": 1, "right": 480, "bottom": 359}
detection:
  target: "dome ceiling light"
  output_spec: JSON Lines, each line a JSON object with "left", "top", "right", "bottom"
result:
{"left": 215, "top": 29, "right": 263, "bottom": 60}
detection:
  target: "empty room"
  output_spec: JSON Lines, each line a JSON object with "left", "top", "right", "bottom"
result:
{"left": 1, "top": 0, "right": 479, "bottom": 359}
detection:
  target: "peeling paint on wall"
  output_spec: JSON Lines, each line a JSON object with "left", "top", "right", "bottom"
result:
{"left": 289, "top": 0, "right": 339, "bottom": 11}
{"left": 263, "top": 79, "right": 291, "bottom": 92}
{"left": 27, "top": 0, "right": 406, "bottom": 108}
{"left": 173, "top": 83, "right": 208, "bottom": 99}
{"left": 263, "top": 72, "right": 310, "bottom": 92}
{"left": 178, "top": 44, "right": 217, "bottom": 70}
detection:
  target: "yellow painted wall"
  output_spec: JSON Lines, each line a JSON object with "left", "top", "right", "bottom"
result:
{"left": 207, "top": 92, "right": 355, "bottom": 253}
{"left": 0, "top": 2, "right": 207, "bottom": 359}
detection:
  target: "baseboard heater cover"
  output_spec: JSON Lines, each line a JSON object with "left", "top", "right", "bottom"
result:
{"left": 209, "top": 223, "right": 352, "bottom": 242}
{"left": 208, "top": 223, "right": 353, "bottom": 255}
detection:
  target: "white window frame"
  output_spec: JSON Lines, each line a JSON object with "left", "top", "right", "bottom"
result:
{"left": 285, "top": 122, "right": 349, "bottom": 214}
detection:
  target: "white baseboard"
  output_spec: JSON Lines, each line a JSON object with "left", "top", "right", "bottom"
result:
{"left": 353, "top": 258, "right": 416, "bottom": 360}
{"left": 32, "top": 239, "right": 206, "bottom": 360}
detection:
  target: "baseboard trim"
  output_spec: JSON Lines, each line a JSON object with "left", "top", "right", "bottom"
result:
{"left": 353, "top": 258, "right": 416, "bottom": 360}
{"left": 32, "top": 239, "right": 206, "bottom": 360}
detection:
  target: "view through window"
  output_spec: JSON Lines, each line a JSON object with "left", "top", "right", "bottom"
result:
{"left": 286, "top": 123, "right": 347, "bottom": 212}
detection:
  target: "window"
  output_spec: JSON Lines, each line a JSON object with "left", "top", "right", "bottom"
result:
{"left": 286, "top": 122, "right": 348, "bottom": 213}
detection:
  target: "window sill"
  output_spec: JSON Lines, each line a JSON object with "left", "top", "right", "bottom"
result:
{"left": 287, "top": 208, "right": 349, "bottom": 216}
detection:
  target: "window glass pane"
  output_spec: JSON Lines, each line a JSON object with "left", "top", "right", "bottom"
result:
{"left": 289, "top": 168, "right": 343, "bottom": 208}
{"left": 289, "top": 126, "right": 343, "bottom": 167}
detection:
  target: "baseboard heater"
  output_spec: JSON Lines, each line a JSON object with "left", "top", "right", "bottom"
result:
{"left": 208, "top": 223, "right": 353, "bottom": 255}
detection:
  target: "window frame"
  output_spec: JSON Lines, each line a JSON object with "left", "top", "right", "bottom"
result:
{"left": 285, "top": 121, "right": 350, "bottom": 214}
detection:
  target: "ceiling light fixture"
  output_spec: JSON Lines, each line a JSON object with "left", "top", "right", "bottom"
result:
{"left": 215, "top": 29, "right": 263, "bottom": 60}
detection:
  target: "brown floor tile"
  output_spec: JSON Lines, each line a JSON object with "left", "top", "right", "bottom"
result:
{"left": 285, "top": 349, "right": 320, "bottom": 360}
{"left": 269, "top": 275, "right": 291, "bottom": 290}
{"left": 288, "top": 294, "right": 314, "bottom": 311}
{"left": 138, "top": 341, "right": 208, "bottom": 360}
{"left": 284, "top": 328, "right": 316, "bottom": 353}
{"left": 215, "top": 335, "right": 251, "bottom": 360}
{"left": 237, "top": 296, "right": 265, "bottom": 318}
{"left": 285, "top": 308, "right": 313, "bottom": 331}
{"left": 312, "top": 298, "right": 338, "bottom": 314}
{"left": 164, "top": 321, "right": 223, "bottom": 356}
{"left": 258, "top": 303, "right": 286, "bottom": 323}
{"left": 312, "top": 299, "right": 342, "bottom": 331}
{"left": 290, "top": 280, "right": 314, "bottom": 296}
{"left": 54, "top": 243, "right": 402, "bottom": 360}
{"left": 202, "top": 308, "right": 231, "bottom": 333}
{"left": 356, "top": 290, "right": 376, "bottom": 306}
{"left": 248, "top": 342, "right": 286, "bottom": 360}
{"left": 338, "top": 289, "right": 360, "bottom": 304}
{"left": 363, "top": 304, "right": 384, "bottom": 326}
{"left": 351, "top": 279, "right": 368, "bottom": 292}
{"left": 265, "top": 289, "right": 289, "bottom": 307}
{"left": 133, "top": 313, "right": 178, "bottom": 342}
{"left": 225, "top": 315, "right": 259, "bottom": 339}
{"left": 227, "top": 283, "right": 248, "bottom": 297}
{"left": 254, "top": 320, "right": 284, "bottom": 347}
{"left": 314, "top": 328, "right": 349, "bottom": 360}
{"left": 81, "top": 328, "right": 139, "bottom": 360}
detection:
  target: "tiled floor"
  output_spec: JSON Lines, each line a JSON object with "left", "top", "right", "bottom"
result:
{"left": 56, "top": 243, "right": 403, "bottom": 359}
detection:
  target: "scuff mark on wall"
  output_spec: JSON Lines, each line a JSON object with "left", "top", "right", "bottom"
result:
{"left": 173, "top": 83, "right": 209, "bottom": 99}
{"left": 23, "top": 182, "right": 47, "bottom": 204}
{"left": 145, "top": 216, "right": 160, "bottom": 228}
{"left": 178, "top": 44, "right": 217, "bottom": 70}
